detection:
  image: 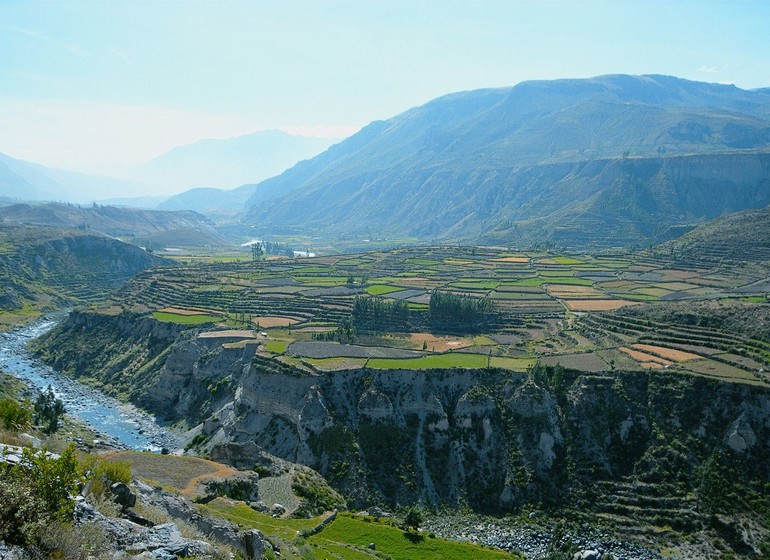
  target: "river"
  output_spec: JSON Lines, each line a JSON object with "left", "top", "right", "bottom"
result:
{"left": 0, "top": 317, "right": 179, "bottom": 452}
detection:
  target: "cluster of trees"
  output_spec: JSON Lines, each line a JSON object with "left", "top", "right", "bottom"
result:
{"left": 263, "top": 240, "right": 294, "bottom": 256}
{"left": 250, "top": 240, "right": 295, "bottom": 260}
{"left": 313, "top": 318, "right": 357, "bottom": 343}
{"left": 352, "top": 296, "right": 409, "bottom": 329}
{"left": 0, "top": 386, "right": 64, "bottom": 435}
{"left": 428, "top": 289, "right": 493, "bottom": 330}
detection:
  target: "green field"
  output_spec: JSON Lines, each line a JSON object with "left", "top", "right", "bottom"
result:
{"left": 318, "top": 514, "right": 519, "bottom": 560}
{"left": 366, "top": 284, "right": 404, "bottom": 295}
{"left": 200, "top": 502, "right": 520, "bottom": 560}
{"left": 265, "top": 340, "right": 289, "bottom": 353}
{"left": 368, "top": 352, "right": 488, "bottom": 370}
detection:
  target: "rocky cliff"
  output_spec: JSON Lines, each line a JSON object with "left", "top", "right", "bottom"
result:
{"left": 35, "top": 312, "right": 770, "bottom": 525}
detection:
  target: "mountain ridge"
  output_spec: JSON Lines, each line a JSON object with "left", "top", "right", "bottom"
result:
{"left": 240, "top": 74, "right": 770, "bottom": 248}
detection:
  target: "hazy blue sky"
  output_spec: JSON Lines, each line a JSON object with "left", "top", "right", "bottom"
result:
{"left": 2, "top": 0, "right": 769, "bottom": 171}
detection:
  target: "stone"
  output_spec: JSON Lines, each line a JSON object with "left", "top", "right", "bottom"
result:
{"left": 573, "top": 550, "right": 601, "bottom": 560}
{"left": 111, "top": 481, "right": 137, "bottom": 509}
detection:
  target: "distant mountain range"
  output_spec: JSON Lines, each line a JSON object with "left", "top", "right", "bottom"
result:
{"left": 0, "top": 152, "right": 146, "bottom": 204}
{"left": 132, "top": 130, "right": 338, "bottom": 208}
{"left": 0, "top": 130, "right": 338, "bottom": 207}
{"left": 240, "top": 74, "right": 770, "bottom": 248}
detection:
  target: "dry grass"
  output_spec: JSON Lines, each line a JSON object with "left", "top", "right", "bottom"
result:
{"left": 409, "top": 332, "right": 472, "bottom": 351}
{"left": 305, "top": 357, "right": 368, "bottom": 371}
{"left": 619, "top": 346, "right": 672, "bottom": 367}
{"left": 107, "top": 451, "right": 239, "bottom": 498}
{"left": 564, "top": 299, "right": 641, "bottom": 311}
{"left": 631, "top": 344, "right": 702, "bottom": 362}
{"left": 493, "top": 256, "right": 530, "bottom": 263}
{"left": 198, "top": 329, "right": 257, "bottom": 339}
{"left": 251, "top": 316, "right": 300, "bottom": 327}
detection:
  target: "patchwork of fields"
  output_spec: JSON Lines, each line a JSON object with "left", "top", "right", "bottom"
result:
{"left": 110, "top": 246, "right": 770, "bottom": 384}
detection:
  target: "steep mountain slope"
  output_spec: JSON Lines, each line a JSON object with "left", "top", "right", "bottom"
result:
{"left": 652, "top": 204, "right": 770, "bottom": 264}
{"left": 0, "top": 152, "right": 147, "bottom": 203}
{"left": 0, "top": 202, "right": 229, "bottom": 248}
{"left": 241, "top": 75, "right": 770, "bottom": 248}
{"left": 129, "top": 130, "right": 336, "bottom": 197}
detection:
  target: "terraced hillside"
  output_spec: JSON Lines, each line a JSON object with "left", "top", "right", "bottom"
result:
{"left": 0, "top": 224, "right": 169, "bottom": 328}
{"left": 650, "top": 205, "right": 770, "bottom": 266}
{"left": 98, "top": 246, "right": 768, "bottom": 382}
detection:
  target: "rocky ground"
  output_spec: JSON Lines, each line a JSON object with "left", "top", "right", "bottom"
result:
{"left": 425, "top": 513, "right": 663, "bottom": 560}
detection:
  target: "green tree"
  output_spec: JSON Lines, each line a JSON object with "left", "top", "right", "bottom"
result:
{"left": 34, "top": 386, "right": 65, "bottom": 434}
{"left": 402, "top": 506, "right": 424, "bottom": 532}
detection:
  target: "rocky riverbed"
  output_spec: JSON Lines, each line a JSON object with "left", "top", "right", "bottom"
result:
{"left": 0, "top": 316, "right": 180, "bottom": 452}
{"left": 425, "top": 514, "right": 662, "bottom": 560}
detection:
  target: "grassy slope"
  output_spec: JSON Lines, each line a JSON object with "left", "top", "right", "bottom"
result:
{"left": 201, "top": 500, "right": 520, "bottom": 560}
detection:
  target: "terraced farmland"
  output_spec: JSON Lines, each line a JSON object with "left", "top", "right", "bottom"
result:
{"left": 103, "top": 246, "right": 769, "bottom": 382}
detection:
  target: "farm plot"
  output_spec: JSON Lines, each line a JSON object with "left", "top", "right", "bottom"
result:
{"left": 288, "top": 341, "right": 424, "bottom": 359}
{"left": 251, "top": 316, "right": 300, "bottom": 327}
{"left": 544, "top": 285, "right": 607, "bottom": 299}
{"left": 630, "top": 344, "right": 702, "bottom": 362}
{"left": 618, "top": 346, "right": 672, "bottom": 369}
{"left": 157, "top": 306, "right": 222, "bottom": 316}
{"left": 540, "top": 352, "right": 611, "bottom": 372}
{"left": 152, "top": 311, "right": 222, "bottom": 325}
{"left": 410, "top": 332, "right": 472, "bottom": 351}
{"left": 198, "top": 330, "right": 257, "bottom": 340}
{"left": 681, "top": 359, "right": 768, "bottom": 386}
{"left": 564, "top": 299, "right": 641, "bottom": 311}
{"left": 385, "top": 288, "right": 427, "bottom": 300}
{"left": 368, "top": 352, "right": 488, "bottom": 370}
{"left": 366, "top": 284, "right": 403, "bottom": 295}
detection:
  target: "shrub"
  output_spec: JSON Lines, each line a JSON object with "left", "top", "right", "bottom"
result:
{"left": 0, "top": 444, "right": 81, "bottom": 546}
{"left": 0, "top": 398, "right": 32, "bottom": 431}
{"left": 79, "top": 454, "right": 131, "bottom": 500}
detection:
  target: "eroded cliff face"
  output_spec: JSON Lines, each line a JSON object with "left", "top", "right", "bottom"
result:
{"left": 36, "top": 312, "right": 770, "bottom": 514}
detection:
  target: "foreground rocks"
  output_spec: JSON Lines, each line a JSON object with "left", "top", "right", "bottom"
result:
{"left": 69, "top": 479, "right": 269, "bottom": 560}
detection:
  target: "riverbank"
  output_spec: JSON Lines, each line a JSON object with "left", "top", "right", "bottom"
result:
{"left": 0, "top": 316, "right": 181, "bottom": 453}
